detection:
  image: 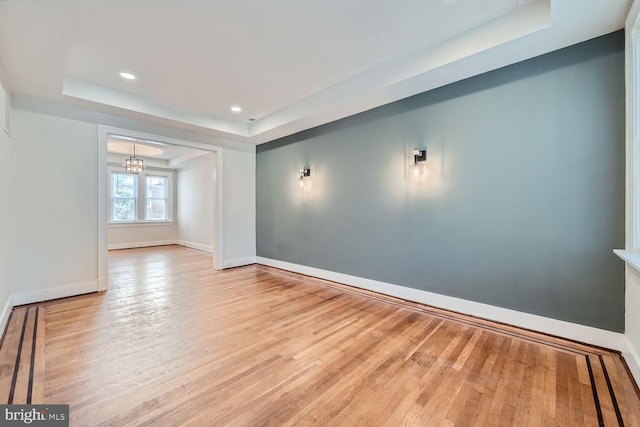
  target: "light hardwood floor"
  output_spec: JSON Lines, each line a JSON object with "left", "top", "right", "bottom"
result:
{"left": 0, "top": 245, "right": 639, "bottom": 426}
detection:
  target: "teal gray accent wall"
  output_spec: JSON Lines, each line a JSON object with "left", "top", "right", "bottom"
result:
{"left": 256, "top": 32, "right": 625, "bottom": 332}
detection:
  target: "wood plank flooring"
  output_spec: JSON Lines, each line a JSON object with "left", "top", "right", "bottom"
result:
{"left": 0, "top": 306, "right": 45, "bottom": 405}
{"left": 0, "top": 245, "right": 639, "bottom": 426}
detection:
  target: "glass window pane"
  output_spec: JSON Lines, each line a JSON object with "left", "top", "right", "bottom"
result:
{"left": 146, "top": 176, "right": 167, "bottom": 198}
{"left": 146, "top": 199, "right": 167, "bottom": 221}
{"left": 113, "top": 198, "right": 136, "bottom": 222}
{"left": 113, "top": 173, "right": 137, "bottom": 198}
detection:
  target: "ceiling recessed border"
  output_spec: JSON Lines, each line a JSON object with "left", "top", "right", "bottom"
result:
{"left": 59, "top": 0, "right": 629, "bottom": 146}
{"left": 63, "top": 78, "right": 250, "bottom": 136}
{"left": 62, "top": 1, "right": 552, "bottom": 146}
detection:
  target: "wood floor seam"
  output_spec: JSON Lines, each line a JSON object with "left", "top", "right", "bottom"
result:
{"left": 586, "top": 355, "right": 606, "bottom": 427}
{"left": 600, "top": 354, "right": 626, "bottom": 426}
{"left": 7, "top": 308, "right": 28, "bottom": 404}
{"left": 3, "top": 307, "right": 44, "bottom": 405}
{"left": 26, "top": 307, "right": 39, "bottom": 404}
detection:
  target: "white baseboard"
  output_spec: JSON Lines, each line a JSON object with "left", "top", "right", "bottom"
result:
{"left": 177, "top": 240, "right": 214, "bottom": 254}
{"left": 256, "top": 257, "right": 629, "bottom": 353}
{"left": 108, "top": 240, "right": 178, "bottom": 250}
{"left": 224, "top": 256, "right": 256, "bottom": 269}
{"left": 13, "top": 280, "right": 98, "bottom": 306}
{"left": 623, "top": 337, "right": 640, "bottom": 386}
{"left": 0, "top": 294, "right": 13, "bottom": 341}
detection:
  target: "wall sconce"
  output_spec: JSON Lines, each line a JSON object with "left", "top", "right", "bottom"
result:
{"left": 298, "top": 168, "right": 311, "bottom": 187}
{"left": 409, "top": 148, "right": 427, "bottom": 176}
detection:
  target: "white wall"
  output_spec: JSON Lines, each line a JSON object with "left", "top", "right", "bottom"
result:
{"left": 107, "top": 165, "right": 179, "bottom": 250}
{"left": 0, "top": 78, "right": 12, "bottom": 330}
{"left": 177, "top": 153, "right": 215, "bottom": 253}
{"left": 222, "top": 149, "right": 256, "bottom": 268}
{"left": 108, "top": 224, "right": 179, "bottom": 249}
{"left": 6, "top": 102, "right": 256, "bottom": 305}
{"left": 10, "top": 109, "right": 98, "bottom": 304}
{"left": 625, "top": 266, "right": 640, "bottom": 385}
{"left": 12, "top": 96, "right": 257, "bottom": 270}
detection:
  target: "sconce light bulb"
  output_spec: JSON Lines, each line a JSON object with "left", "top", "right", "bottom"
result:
{"left": 410, "top": 163, "right": 423, "bottom": 176}
{"left": 408, "top": 148, "right": 427, "bottom": 178}
{"left": 299, "top": 178, "right": 304, "bottom": 187}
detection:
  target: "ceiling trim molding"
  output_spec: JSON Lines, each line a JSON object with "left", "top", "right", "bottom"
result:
{"left": 10, "top": 94, "right": 256, "bottom": 153}
{"left": 1, "top": 0, "right": 630, "bottom": 146}
{"left": 627, "top": 0, "right": 640, "bottom": 28}
{"left": 58, "top": 1, "right": 551, "bottom": 145}
{"left": 168, "top": 149, "right": 211, "bottom": 170}
{"left": 248, "top": 0, "right": 551, "bottom": 144}
{"left": 63, "top": 77, "right": 250, "bottom": 136}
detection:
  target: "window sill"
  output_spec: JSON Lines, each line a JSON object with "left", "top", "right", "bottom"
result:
{"left": 109, "top": 221, "right": 175, "bottom": 228}
{"left": 614, "top": 249, "right": 640, "bottom": 274}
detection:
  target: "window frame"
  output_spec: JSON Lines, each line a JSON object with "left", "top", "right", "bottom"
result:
{"left": 108, "top": 166, "right": 174, "bottom": 225}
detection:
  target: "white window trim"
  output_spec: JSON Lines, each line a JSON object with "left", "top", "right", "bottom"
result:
{"left": 108, "top": 166, "right": 175, "bottom": 225}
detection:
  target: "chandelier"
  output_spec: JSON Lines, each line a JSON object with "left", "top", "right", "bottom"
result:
{"left": 125, "top": 144, "right": 145, "bottom": 173}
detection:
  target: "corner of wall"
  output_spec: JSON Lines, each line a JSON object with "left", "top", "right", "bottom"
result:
{"left": 0, "top": 294, "right": 13, "bottom": 341}
{"left": 0, "top": 71, "right": 12, "bottom": 342}
{"left": 222, "top": 148, "right": 256, "bottom": 267}
{"left": 623, "top": 338, "right": 640, "bottom": 387}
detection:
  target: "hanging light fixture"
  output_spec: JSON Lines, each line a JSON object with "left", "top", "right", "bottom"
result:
{"left": 125, "top": 144, "right": 145, "bottom": 174}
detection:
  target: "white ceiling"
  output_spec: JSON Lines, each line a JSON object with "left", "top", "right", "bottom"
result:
{"left": 107, "top": 135, "right": 204, "bottom": 160}
{"left": 107, "top": 135, "right": 210, "bottom": 173}
{"left": 0, "top": 0, "right": 632, "bottom": 145}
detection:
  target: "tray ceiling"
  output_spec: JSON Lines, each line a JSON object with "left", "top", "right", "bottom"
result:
{"left": 0, "top": 0, "right": 631, "bottom": 144}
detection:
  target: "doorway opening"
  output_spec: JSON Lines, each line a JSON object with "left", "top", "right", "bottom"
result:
{"left": 97, "top": 126, "right": 224, "bottom": 291}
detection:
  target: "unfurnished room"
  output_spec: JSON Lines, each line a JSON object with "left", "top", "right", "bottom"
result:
{"left": 0, "top": 0, "right": 639, "bottom": 426}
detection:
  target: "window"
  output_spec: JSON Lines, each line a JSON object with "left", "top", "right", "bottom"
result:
{"left": 146, "top": 175, "right": 168, "bottom": 221}
{"left": 109, "top": 168, "right": 173, "bottom": 223}
{"left": 111, "top": 173, "right": 137, "bottom": 222}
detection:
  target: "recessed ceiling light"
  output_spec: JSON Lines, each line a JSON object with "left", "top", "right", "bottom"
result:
{"left": 230, "top": 105, "right": 242, "bottom": 114}
{"left": 119, "top": 71, "right": 136, "bottom": 81}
